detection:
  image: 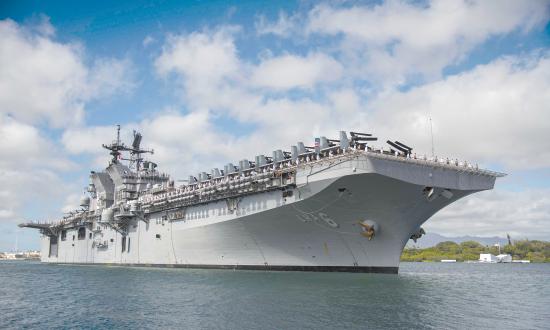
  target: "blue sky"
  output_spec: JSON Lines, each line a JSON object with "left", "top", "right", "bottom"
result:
{"left": 1, "top": 0, "right": 550, "bottom": 250}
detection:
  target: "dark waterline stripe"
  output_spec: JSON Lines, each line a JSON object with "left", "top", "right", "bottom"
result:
{"left": 47, "top": 262, "right": 398, "bottom": 274}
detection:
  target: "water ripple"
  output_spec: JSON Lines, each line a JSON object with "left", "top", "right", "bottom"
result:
{"left": 0, "top": 262, "right": 549, "bottom": 329}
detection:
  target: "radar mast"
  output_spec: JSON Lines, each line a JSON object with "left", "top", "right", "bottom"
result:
{"left": 102, "top": 125, "right": 153, "bottom": 169}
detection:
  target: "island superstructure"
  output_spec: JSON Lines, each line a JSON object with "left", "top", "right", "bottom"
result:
{"left": 20, "top": 127, "right": 505, "bottom": 273}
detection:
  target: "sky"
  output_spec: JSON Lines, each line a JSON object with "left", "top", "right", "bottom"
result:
{"left": 1, "top": 0, "right": 550, "bottom": 251}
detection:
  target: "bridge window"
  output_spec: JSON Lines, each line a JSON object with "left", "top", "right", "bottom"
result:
{"left": 78, "top": 227, "right": 86, "bottom": 240}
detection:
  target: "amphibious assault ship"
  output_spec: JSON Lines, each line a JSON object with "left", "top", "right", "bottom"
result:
{"left": 20, "top": 126, "right": 505, "bottom": 273}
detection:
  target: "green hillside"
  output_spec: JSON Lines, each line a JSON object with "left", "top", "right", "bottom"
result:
{"left": 401, "top": 240, "right": 550, "bottom": 262}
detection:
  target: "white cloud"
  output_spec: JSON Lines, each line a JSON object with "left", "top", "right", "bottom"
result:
{"left": 0, "top": 18, "right": 133, "bottom": 127}
{"left": 155, "top": 27, "right": 240, "bottom": 84}
{"left": 308, "top": 1, "right": 547, "bottom": 46}
{"left": 251, "top": 52, "right": 343, "bottom": 90}
{"left": 0, "top": 115, "right": 74, "bottom": 171}
{"left": 0, "top": 18, "right": 131, "bottom": 231}
{"left": 62, "top": 125, "right": 119, "bottom": 155}
{"left": 35, "top": 14, "right": 56, "bottom": 37}
{"left": 60, "top": 99, "right": 360, "bottom": 182}
{"left": 61, "top": 193, "right": 82, "bottom": 214}
{"left": 61, "top": 125, "right": 117, "bottom": 168}
{"left": 145, "top": 20, "right": 550, "bottom": 240}
{"left": 86, "top": 58, "right": 134, "bottom": 99}
{"left": 142, "top": 35, "right": 155, "bottom": 47}
{"left": 307, "top": 0, "right": 550, "bottom": 85}
{"left": 255, "top": 11, "right": 299, "bottom": 37}
{"left": 151, "top": 25, "right": 550, "bottom": 175}
{"left": 0, "top": 114, "right": 79, "bottom": 225}
{"left": 62, "top": 112, "right": 237, "bottom": 178}
{"left": 153, "top": 27, "right": 349, "bottom": 124}
{"left": 7, "top": 4, "right": 547, "bottom": 244}
{"left": 425, "top": 188, "right": 550, "bottom": 240}
{"left": 0, "top": 167, "right": 72, "bottom": 223}
{"left": 138, "top": 111, "right": 236, "bottom": 177}
{"left": 368, "top": 52, "right": 550, "bottom": 170}
{"left": 155, "top": 26, "right": 245, "bottom": 112}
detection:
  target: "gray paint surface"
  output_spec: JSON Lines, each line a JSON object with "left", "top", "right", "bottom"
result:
{"left": 23, "top": 133, "right": 503, "bottom": 272}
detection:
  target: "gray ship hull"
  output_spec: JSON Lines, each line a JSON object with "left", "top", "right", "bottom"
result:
{"left": 38, "top": 153, "right": 496, "bottom": 273}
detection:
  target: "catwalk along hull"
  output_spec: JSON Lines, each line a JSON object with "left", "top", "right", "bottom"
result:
{"left": 38, "top": 153, "right": 496, "bottom": 273}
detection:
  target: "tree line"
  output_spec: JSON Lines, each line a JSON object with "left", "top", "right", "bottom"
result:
{"left": 401, "top": 239, "right": 550, "bottom": 262}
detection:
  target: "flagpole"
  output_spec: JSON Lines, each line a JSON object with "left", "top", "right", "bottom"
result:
{"left": 429, "top": 117, "right": 434, "bottom": 157}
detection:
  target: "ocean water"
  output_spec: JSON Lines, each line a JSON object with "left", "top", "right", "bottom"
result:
{"left": 0, "top": 261, "right": 549, "bottom": 329}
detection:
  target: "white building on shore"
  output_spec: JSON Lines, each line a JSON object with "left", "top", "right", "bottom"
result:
{"left": 496, "top": 254, "right": 512, "bottom": 263}
{"left": 479, "top": 253, "right": 498, "bottom": 263}
{"left": 479, "top": 253, "right": 513, "bottom": 263}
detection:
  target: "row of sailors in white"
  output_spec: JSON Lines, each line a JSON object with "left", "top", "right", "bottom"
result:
{"left": 138, "top": 169, "right": 283, "bottom": 205}
{"left": 137, "top": 132, "right": 354, "bottom": 204}
{"left": 408, "top": 152, "right": 479, "bottom": 169}
{"left": 137, "top": 132, "right": 480, "bottom": 205}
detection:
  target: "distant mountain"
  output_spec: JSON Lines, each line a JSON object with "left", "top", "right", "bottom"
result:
{"left": 407, "top": 232, "right": 509, "bottom": 248}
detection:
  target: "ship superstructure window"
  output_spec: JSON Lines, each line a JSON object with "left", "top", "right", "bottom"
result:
{"left": 156, "top": 234, "right": 161, "bottom": 239}
{"left": 61, "top": 230, "right": 67, "bottom": 241}
{"left": 89, "top": 233, "right": 92, "bottom": 239}
{"left": 78, "top": 227, "right": 86, "bottom": 240}
{"left": 121, "top": 236, "right": 126, "bottom": 252}
{"left": 127, "top": 238, "right": 131, "bottom": 253}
